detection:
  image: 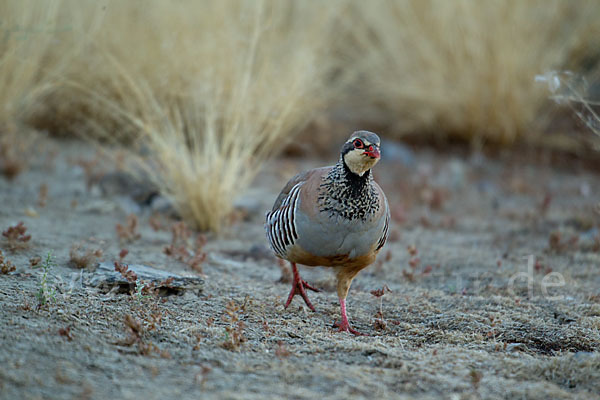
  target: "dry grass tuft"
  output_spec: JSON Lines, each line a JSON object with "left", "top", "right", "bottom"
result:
{"left": 0, "top": 1, "right": 68, "bottom": 131}
{"left": 30, "top": 1, "right": 343, "bottom": 231}
{"left": 0, "top": 1, "right": 99, "bottom": 155}
{"left": 347, "top": 0, "right": 600, "bottom": 144}
{"left": 0, "top": 1, "right": 98, "bottom": 179}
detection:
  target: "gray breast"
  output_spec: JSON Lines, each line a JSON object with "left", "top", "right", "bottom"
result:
{"left": 294, "top": 198, "right": 386, "bottom": 259}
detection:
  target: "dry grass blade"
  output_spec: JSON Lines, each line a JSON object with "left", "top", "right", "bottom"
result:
{"left": 537, "top": 70, "right": 600, "bottom": 150}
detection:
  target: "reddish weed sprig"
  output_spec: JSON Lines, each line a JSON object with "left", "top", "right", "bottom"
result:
{"left": 2, "top": 222, "right": 31, "bottom": 251}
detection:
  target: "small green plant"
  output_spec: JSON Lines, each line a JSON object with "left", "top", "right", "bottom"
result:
{"left": 35, "top": 252, "right": 57, "bottom": 307}
{"left": 221, "top": 300, "right": 246, "bottom": 351}
{"left": 135, "top": 278, "right": 152, "bottom": 302}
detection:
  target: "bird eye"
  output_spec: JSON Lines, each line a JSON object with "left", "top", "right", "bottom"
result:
{"left": 353, "top": 139, "right": 364, "bottom": 148}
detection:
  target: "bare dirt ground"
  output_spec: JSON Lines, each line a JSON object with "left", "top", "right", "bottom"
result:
{"left": 1, "top": 136, "right": 599, "bottom": 400}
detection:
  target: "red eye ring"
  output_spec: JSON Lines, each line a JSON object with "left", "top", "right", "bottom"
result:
{"left": 353, "top": 139, "right": 364, "bottom": 149}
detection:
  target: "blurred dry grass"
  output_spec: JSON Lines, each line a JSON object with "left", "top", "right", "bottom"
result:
{"left": 31, "top": 1, "right": 344, "bottom": 231}
{"left": 347, "top": 0, "right": 600, "bottom": 145}
{"left": 1, "top": 1, "right": 600, "bottom": 230}
{"left": 0, "top": 1, "right": 72, "bottom": 177}
{"left": 0, "top": 1, "right": 64, "bottom": 132}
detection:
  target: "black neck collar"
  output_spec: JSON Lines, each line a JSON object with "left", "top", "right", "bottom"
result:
{"left": 341, "top": 158, "right": 371, "bottom": 192}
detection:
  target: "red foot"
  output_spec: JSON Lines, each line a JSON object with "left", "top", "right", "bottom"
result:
{"left": 284, "top": 263, "right": 320, "bottom": 312}
{"left": 333, "top": 298, "right": 366, "bottom": 335}
{"left": 333, "top": 320, "right": 365, "bottom": 336}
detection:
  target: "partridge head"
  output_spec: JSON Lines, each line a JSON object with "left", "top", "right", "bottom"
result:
{"left": 341, "top": 131, "right": 381, "bottom": 176}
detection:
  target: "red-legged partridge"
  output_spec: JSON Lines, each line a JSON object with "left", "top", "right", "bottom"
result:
{"left": 265, "top": 131, "right": 390, "bottom": 335}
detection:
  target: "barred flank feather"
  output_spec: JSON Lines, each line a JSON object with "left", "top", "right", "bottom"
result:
{"left": 376, "top": 211, "right": 389, "bottom": 251}
{"left": 265, "top": 183, "right": 302, "bottom": 258}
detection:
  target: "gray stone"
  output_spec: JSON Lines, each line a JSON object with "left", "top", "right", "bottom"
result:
{"left": 88, "top": 262, "right": 204, "bottom": 296}
{"left": 150, "top": 195, "right": 178, "bottom": 216}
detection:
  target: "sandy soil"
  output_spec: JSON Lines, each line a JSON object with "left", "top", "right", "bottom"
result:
{"left": 1, "top": 137, "right": 599, "bottom": 400}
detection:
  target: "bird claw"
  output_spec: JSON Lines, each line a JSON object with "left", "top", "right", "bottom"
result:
{"left": 333, "top": 320, "right": 365, "bottom": 336}
{"left": 284, "top": 278, "right": 318, "bottom": 312}
{"left": 302, "top": 280, "right": 320, "bottom": 293}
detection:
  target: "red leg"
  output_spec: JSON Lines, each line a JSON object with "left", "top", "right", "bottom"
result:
{"left": 334, "top": 298, "right": 365, "bottom": 335}
{"left": 284, "top": 263, "right": 320, "bottom": 312}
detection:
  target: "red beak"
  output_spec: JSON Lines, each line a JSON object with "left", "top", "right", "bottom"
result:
{"left": 364, "top": 146, "right": 380, "bottom": 159}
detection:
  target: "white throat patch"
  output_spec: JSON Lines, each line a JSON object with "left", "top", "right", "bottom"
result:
{"left": 343, "top": 149, "right": 379, "bottom": 176}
